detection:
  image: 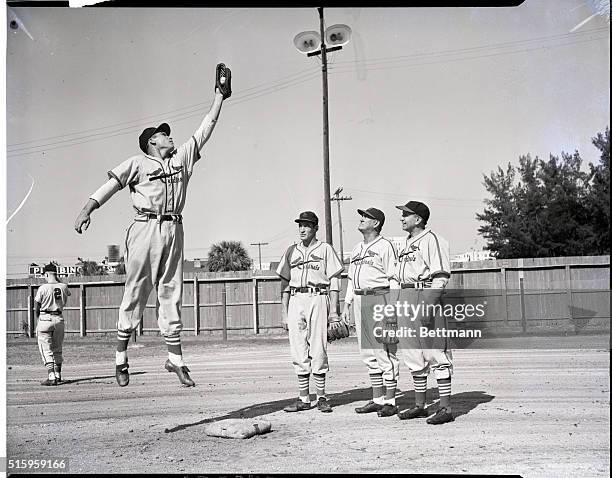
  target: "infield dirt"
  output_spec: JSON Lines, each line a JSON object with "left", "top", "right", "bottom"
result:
{"left": 6, "top": 334, "right": 610, "bottom": 476}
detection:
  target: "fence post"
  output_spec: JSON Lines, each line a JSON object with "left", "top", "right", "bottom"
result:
{"left": 193, "top": 276, "right": 200, "bottom": 336}
{"left": 27, "top": 285, "right": 35, "bottom": 338}
{"left": 519, "top": 277, "right": 527, "bottom": 334}
{"left": 252, "top": 277, "right": 259, "bottom": 334}
{"left": 221, "top": 282, "right": 228, "bottom": 341}
{"left": 79, "top": 284, "right": 87, "bottom": 337}
{"left": 565, "top": 264, "right": 574, "bottom": 327}
{"left": 500, "top": 267, "right": 509, "bottom": 325}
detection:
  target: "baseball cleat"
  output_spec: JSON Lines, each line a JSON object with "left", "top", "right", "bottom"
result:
{"left": 283, "top": 399, "right": 311, "bottom": 412}
{"left": 40, "top": 378, "right": 58, "bottom": 386}
{"left": 115, "top": 363, "right": 130, "bottom": 387}
{"left": 377, "top": 404, "right": 398, "bottom": 417}
{"left": 164, "top": 360, "right": 195, "bottom": 387}
{"left": 317, "top": 397, "right": 333, "bottom": 413}
{"left": 398, "top": 406, "right": 428, "bottom": 420}
{"left": 426, "top": 407, "right": 455, "bottom": 425}
{"left": 355, "top": 401, "right": 384, "bottom": 414}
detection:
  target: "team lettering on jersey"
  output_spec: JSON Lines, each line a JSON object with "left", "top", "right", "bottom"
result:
{"left": 290, "top": 254, "right": 322, "bottom": 271}
{"left": 398, "top": 243, "right": 420, "bottom": 263}
{"left": 351, "top": 248, "right": 380, "bottom": 268}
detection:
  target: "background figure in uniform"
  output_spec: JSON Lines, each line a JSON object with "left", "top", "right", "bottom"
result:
{"left": 74, "top": 64, "right": 232, "bottom": 387}
{"left": 341, "top": 208, "right": 400, "bottom": 417}
{"left": 393, "top": 201, "right": 454, "bottom": 425}
{"left": 276, "top": 211, "right": 344, "bottom": 413}
{"left": 35, "top": 263, "right": 71, "bottom": 386}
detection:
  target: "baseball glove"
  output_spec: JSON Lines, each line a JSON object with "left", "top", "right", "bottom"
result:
{"left": 327, "top": 314, "right": 350, "bottom": 342}
{"left": 376, "top": 315, "right": 399, "bottom": 345}
{"left": 215, "top": 63, "right": 232, "bottom": 99}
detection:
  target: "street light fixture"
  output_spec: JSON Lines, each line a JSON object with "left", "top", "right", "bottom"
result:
{"left": 293, "top": 8, "right": 351, "bottom": 244}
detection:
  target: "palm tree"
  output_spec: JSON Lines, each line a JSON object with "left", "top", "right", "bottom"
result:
{"left": 207, "top": 241, "right": 253, "bottom": 272}
{"left": 76, "top": 257, "right": 107, "bottom": 276}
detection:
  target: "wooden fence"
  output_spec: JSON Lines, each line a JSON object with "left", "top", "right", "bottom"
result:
{"left": 5, "top": 256, "right": 610, "bottom": 337}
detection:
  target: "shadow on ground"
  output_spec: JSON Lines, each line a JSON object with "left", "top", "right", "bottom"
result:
{"left": 59, "top": 371, "right": 146, "bottom": 385}
{"left": 165, "top": 387, "right": 494, "bottom": 433}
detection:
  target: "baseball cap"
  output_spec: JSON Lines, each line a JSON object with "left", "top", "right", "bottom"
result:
{"left": 139, "top": 123, "right": 170, "bottom": 154}
{"left": 43, "top": 263, "right": 58, "bottom": 273}
{"left": 295, "top": 211, "right": 319, "bottom": 225}
{"left": 357, "top": 207, "right": 385, "bottom": 228}
{"left": 396, "top": 201, "right": 430, "bottom": 222}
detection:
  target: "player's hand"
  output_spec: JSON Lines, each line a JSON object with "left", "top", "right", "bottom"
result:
{"left": 281, "top": 308, "right": 289, "bottom": 332}
{"left": 342, "top": 304, "right": 352, "bottom": 326}
{"left": 74, "top": 211, "right": 91, "bottom": 234}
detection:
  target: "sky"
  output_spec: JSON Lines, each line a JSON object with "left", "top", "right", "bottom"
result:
{"left": 4, "top": 2, "right": 610, "bottom": 277}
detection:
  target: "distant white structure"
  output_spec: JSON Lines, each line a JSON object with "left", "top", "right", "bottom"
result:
{"left": 388, "top": 236, "right": 406, "bottom": 254}
{"left": 451, "top": 250, "right": 495, "bottom": 263}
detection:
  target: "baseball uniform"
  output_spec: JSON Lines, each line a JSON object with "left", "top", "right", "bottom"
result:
{"left": 35, "top": 282, "right": 70, "bottom": 382}
{"left": 78, "top": 66, "right": 230, "bottom": 387}
{"left": 276, "top": 239, "right": 344, "bottom": 377}
{"left": 276, "top": 238, "right": 344, "bottom": 411}
{"left": 344, "top": 235, "right": 400, "bottom": 402}
{"left": 394, "top": 227, "right": 453, "bottom": 379}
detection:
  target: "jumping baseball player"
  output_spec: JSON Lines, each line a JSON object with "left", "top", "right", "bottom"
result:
{"left": 341, "top": 208, "right": 400, "bottom": 417}
{"left": 35, "top": 263, "right": 71, "bottom": 386}
{"left": 74, "top": 64, "right": 232, "bottom": 387}
{"left": 393, "top": 201, "right": 454, "bottom": 425}
{"left": 276, "top": 211, "right": 344, "bottom": 413}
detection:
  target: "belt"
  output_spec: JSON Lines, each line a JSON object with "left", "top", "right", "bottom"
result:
{"left": 290, "top": 286, "right": 329, "bottom": 295}
{"left": 41, "top": 310, "right": 62, "bottom": 316}
{"left": 353, "top": 286, "right": 390, "bottom": 296}
{"left": 400, "top": 281, "right": 432, "bottom": 289}
{"left": 143, "top": 213, "right": 183, "bottom": 223}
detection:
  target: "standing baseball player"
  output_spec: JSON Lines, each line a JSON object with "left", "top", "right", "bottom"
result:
{"left": 35, "top": 263, "right": 71, "bottom": 386}
{"left": 393, "top": 201, "right": 454, "bottom": 425}
{"left": 74, "top": 64, "right": 232, "bottom": 387}
{"left": 276, "top": 211, "right": 344, "bottom": 413}
{"left": 341, "top": 208, "right": 400, "bottom": 417}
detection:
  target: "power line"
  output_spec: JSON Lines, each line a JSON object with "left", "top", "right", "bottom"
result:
{"left": 7, "top": 70, "right": 321, "bottom": 158}
{"left": 7, "top": 66, "right": 320, "bottom": 149}
{"left": 331, "top": 27, "right": 609, "bottom": 68}
{"left": 328, "top": 31, "right": 609, "bottom": 75}
{"left": 8, "top": 28, "right": 607, "bottom": 157}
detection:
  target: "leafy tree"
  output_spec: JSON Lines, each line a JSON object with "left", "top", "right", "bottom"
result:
{"left": 586, "top": 127, "right": 610, "bottom": 254}
{"left": 207, "top": 241, "right": 253, "bottom": 272}
{"left": 477, "top": 127, "right": 609, "bottom": 258}
{"left": 76, "top": 257, "right": 107, "bottom": 276}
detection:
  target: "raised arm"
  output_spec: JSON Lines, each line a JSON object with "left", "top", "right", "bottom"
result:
{"left": 192, "top": 63, "right": 232, "bottom": 151}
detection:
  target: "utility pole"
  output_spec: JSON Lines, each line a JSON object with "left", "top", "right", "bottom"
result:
{"left": 318, "top": 6, "right": 333, "bottom": 244}
{"left": 330, "top": 187, "right": 352, "bottom": 264}
{"left": 250, "top": 242, "right": 269, "bottom": 270}
{"left": 293, "top": 9, "right": 351, "bottom": 245}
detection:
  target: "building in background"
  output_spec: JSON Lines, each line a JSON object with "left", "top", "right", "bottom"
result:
{"left": 451, "top": 249, "right": 495, "bottom": 263}
{"left": 29, "top": 263, "right": 83, "bottom": 278}
{"left": 183, "top": 258, "right": 210, "bottom": 273}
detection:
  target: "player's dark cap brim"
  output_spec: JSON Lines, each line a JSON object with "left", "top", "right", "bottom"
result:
{"left": 139, "top": 123, "right": 171, "bottom": 154}
{"left": 295, "top": 211, "right": 319, "bottom": 225}
{"left": 358, "top": 208, "right": 385, "bottom": 225}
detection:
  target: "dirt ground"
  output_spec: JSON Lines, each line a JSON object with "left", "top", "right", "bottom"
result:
{"left": 5, "top": 334, "right": 610, "bottom": 476}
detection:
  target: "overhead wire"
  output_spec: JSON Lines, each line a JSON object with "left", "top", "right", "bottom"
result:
{"left": 7, "top": 28, "right": 608, "bottom": 158}
{"left": 7, "top": 69, "right": 322, "bottom": 157}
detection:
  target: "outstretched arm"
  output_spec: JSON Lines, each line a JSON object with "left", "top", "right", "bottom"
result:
{"left": 74, "top": 178, "right": 121, "bottom": 234}
{"left": 193, "top": 92, "right": 225, "bottom": 151}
